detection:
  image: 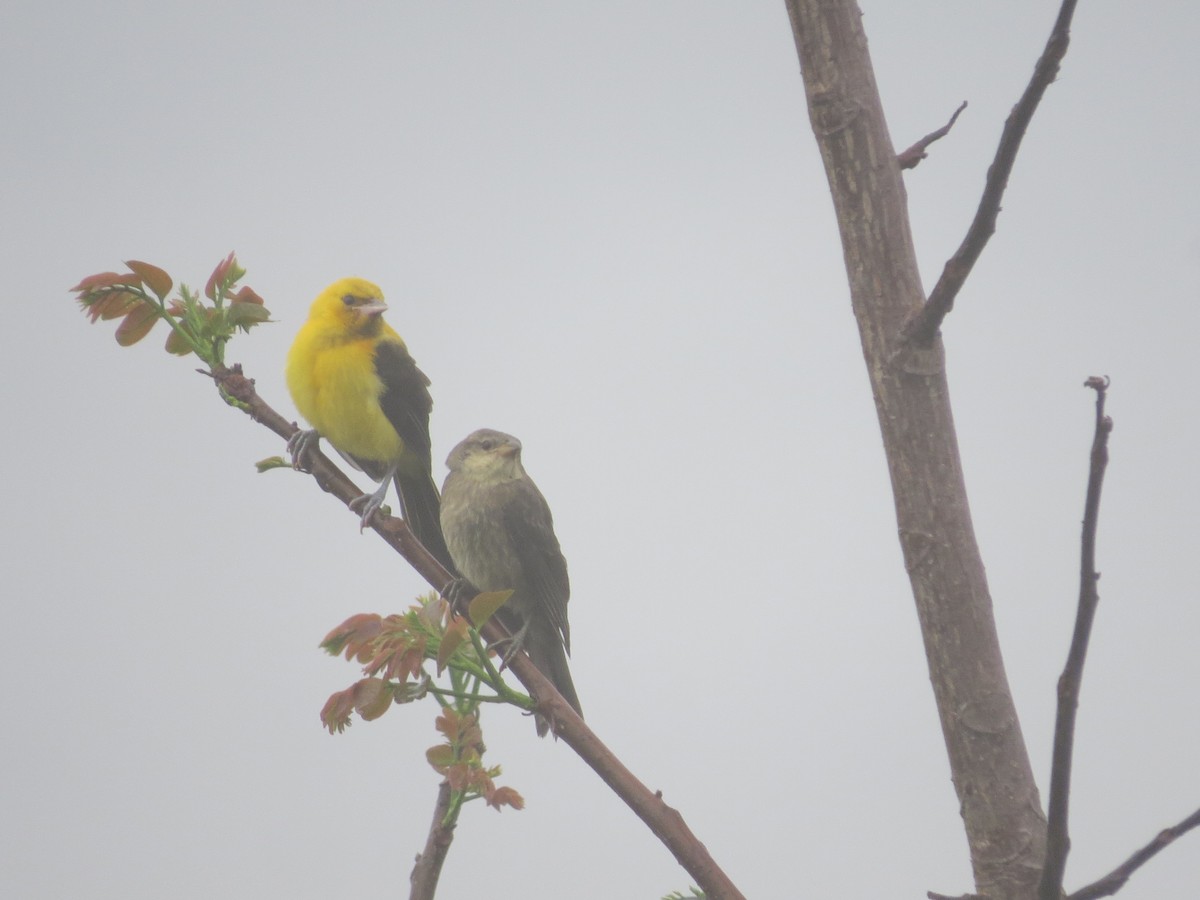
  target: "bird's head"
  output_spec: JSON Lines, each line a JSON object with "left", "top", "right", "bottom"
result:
{"left": 446, "top": 429, "right": 526, "bottom": 483}
{"left": 308, "top": 277, "right": 389, "bottom": 335}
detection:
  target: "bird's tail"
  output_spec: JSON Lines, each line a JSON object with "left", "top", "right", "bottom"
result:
{"left": 526, "top": 623, "right": 583, "bottom": 738}
{"left": 395, "top": 472, "right": 456, "bottom": 576}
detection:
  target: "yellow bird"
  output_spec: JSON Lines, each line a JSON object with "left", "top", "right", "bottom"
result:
{"left": 285, "top": 277, "right": 453, "bottom": 569}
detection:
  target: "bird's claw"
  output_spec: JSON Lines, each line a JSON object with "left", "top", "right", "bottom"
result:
{"left": 348, "top": 479, "right": 391, "bottom": 531}
{"left": 287, "top": 429, "right": 320, "bottom": 472}
{"left": 441, "top": 577, "right": 480, "bottom": 618}
{"left": 495, "top": 620, "right": 531, "bottom": 673}
{"left": 348, "top": 494, "right": 380, "bottom": 531}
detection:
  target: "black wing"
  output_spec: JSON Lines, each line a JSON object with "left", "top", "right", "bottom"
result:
{"left": 374, "top": 338, "right": 435, "bottom": 471}
{"left": 373, "top": 339, "right": 455, "bottom": 570}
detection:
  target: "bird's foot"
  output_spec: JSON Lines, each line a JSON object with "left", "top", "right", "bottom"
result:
{"left": 286, "top": 429, "right": 320, "bottom": 472}
{"left": 495, "top": 619, "right": 531, "bottom": 673}
{"left": 348, "top": 479, "right": 391, "bottom": 531}
{"left": 441, "top": 577, "right": 480, "bottom": 618}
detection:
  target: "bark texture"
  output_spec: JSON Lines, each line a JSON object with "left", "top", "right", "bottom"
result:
{"left": 785, "top": 3, "right": 1048, "bottom": 897}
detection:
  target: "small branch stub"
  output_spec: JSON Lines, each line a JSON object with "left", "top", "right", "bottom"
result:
{"left": 897, "top": 101, "right": 968, "bottom": 170}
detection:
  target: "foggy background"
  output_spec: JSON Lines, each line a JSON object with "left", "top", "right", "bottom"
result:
{"left": 3, "top": 2, "right": 1197, "bottom": 897}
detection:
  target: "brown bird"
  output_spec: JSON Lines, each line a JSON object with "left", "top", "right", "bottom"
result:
{"left": 440, "top": 429, "right": 580, "bottom": 735}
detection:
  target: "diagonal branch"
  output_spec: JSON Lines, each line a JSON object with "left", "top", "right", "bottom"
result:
{"left": 1068, "top": 805, "right": 1200, "bottom": 900}
{"left": 1037, "top": 376, "right": 1114, "bottom": 900}
{"left": 211, "top": 364, "right": 453, "bottom": 587}
{"left": 902, "top": 0, "right": 1079, "bottom": 346}
{"left": 897, "top": 101, "right": 968, "bottom": 170}
{"left": 212, "top": 363, "right": 747, "bottom": 900}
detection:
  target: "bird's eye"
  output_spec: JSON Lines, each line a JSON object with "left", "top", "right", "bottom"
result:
{"left": 480, "top": 439, "right": 494, "bottom": 451}
{"left": 341, "top": 295, "right": 356, "bottom": 306}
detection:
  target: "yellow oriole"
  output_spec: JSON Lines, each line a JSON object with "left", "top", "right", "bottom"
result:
{"left": 285, "top": 277, "right": 452, "bottom": 569}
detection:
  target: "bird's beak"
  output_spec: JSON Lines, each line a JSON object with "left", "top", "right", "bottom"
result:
{"left": 360, "top": 299, "right": 388, "bottom": 317}
{"left": 497, "top": 442, "right": 521, "bottom": 458}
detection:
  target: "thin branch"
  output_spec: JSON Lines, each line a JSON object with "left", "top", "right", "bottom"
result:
{"left": 211, "top": 364, "right": 453, "bottom": 589}
{"left": 211, "top": 363, "right": 747, "bottom": 900}
{"left": 410, "top": 781, "right": 456, "bottom": 900}
{"left": 897, "top": 101, "right": 968, "bottom": 170}
{"left": 902, "top": 0, "right": 1079, "bottom": 346}
{"left": 1069, "top": 806, "right": 1200, "bottom": 900}
{"left": 1037, "top": 376, "right": 1113, "bottom": 900}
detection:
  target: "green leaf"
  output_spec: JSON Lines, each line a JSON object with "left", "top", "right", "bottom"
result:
{"left": 426, "top": 745, "right": 455, "bottom": 770}
{"left": 164, "top": 325, "right": 194, "bottom": 356}
{"left": 254, "top": 456, "right": 291, "bottom": 473}
{"left": 468, "top": 590, "right": 514, "bottom": 628}
{"left": 227, "top": 300, "right": 271, "bottom": 330}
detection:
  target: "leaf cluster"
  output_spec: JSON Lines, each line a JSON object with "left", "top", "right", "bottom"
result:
{"left": 319, "top": 593, "right": 524, "bottom": 813}
{"left": 71, "top": 253, "right": 270, "bottom": 367}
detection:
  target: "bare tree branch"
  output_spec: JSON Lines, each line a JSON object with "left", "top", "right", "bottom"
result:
{"left": 902, "top": 0, "right": 1079, "bottom": 346}
{"left": 410, "top": 781, "right": 455, "bottom": 900}
{"left": 897, "top": 101, "right": 968, "bottom": 170}
{"left": 1069, "top": 806, "right": 1200, "bottom": 900}
{"left": 1038, "top": 376, "right": 1114, "bottom": 900}
{"left": 211, "top": 363, "right": 747, "bottom": 900}
{"left": 785, "top": 3, "right": 1048, "bottom": 896}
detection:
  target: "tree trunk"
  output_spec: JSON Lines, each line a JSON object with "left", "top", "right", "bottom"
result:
{"left": 784, "top": 2, "right": 1048, "bottom": 897}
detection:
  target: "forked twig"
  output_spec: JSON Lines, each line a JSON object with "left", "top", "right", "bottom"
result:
{"left": 903, "top": 0, "right": 1079, "bottom": 346}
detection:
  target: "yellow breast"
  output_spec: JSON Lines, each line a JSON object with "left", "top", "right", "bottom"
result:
{"left": 286, "top": 324, "right": 403, "bottom": 464}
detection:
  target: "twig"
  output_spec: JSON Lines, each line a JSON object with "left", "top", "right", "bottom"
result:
{"left": 409, "top": 781, "right": 456, "bottom": 900}
{"left": 1037, "top": 376, "right": 1113, "bottom": 900}
{"left": 211, "top": 363, "right": 747, "bottom": 900}
{"left": 897, "top": 101, "right": 968, "bottom": 170}
{"left": 1069, "top": 806, "right": 1200, "bottom": 899}
{"left": 902, "top": 0, "right": 1079, "bottom": 346}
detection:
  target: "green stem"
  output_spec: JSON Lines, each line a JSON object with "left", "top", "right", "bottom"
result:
{"left": 425, "top": 686, "right": 508, "bottom": 705}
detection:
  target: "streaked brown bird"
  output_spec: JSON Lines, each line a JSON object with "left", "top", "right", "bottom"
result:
{"left": 440, "top": 428, "right": 580, "bottom": 735}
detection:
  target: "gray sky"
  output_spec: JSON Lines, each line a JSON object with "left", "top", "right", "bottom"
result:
{"left": 4, "top": 1, "right": 1198, "bottom": 897}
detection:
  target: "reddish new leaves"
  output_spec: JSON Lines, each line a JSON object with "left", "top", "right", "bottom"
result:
{"left": 318, "top": 600, "right": 523, "bottom": 812}
{"left": 72, "top": 254, "right": 270, "bottom": 364}
{"left": 427, "top": 709, "right": 524, "bottom": 811}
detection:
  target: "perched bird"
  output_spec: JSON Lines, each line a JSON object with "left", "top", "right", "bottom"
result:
{"left": 285, "top": 277, "right": 453, "bottom": 569}
{"left": 440, "top": 429, "right": 581, "bottom": 736}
